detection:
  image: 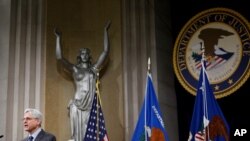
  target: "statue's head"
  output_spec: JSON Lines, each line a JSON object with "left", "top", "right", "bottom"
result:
{"left": 79, "top": 48, "right": 90, "bottom": 54}
{"left": 77, "top": 48, "right": 92, "bottom": 64}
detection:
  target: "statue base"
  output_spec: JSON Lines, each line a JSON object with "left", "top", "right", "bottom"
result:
{"left": 68, "top": 140, "right": 74, "bottom": 141}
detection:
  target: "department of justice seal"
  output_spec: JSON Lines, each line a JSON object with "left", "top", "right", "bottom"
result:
{"left": 173, "top": 7, "right": 250, "bottom": 98}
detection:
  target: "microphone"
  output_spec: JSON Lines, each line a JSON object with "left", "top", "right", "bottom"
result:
{"left": 0, "top": 135, "right": 3, "bottom": 138}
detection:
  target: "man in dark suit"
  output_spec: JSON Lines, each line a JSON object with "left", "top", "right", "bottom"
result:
{"left": 22, "top": 108, "right": 56, "bottom": 141}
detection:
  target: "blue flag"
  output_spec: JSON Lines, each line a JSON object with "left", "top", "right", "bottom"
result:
{"left": 188, "top": 60, "right": 230, "bottom": 141}
{"left": 132, "top": 73, "right": 170, "bottom": 141}
{"left": 83, "top": 93, "right": 109, "bottom": 141}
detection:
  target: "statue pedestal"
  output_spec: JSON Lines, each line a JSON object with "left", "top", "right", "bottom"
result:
{"left": 68, "top": 140, "right": 74, "bottom": 141}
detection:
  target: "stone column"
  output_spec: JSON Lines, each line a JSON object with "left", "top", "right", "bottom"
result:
{"left": 0, "top": 0, "right": 46, "bottom": 140}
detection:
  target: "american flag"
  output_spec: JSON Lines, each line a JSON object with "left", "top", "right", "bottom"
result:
{"left": 83, "top": 93, "right": 109, "bottom": 141}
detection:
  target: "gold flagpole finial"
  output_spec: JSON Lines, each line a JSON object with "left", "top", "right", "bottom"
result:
{"left": 148, "top": 57, "right": 151, "bottom": 72}
{"left": 200, "top": 42, "right": 207, "bottom": 71}
{"left": 201, "top": 42, "right": 205, "bottom": 61}
{"left": 97, "top": 72, "right": 100, "bottom": 79}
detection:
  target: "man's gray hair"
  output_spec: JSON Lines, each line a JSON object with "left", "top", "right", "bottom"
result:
{"left": 24, "top": 108, "right": 43, "bottom": 122}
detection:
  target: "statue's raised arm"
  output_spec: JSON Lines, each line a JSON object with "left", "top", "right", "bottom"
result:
{"left": 54, "top": 28, "right": 74, "bottom": 73}
{"left": 93, "top": 20, "right": 111, "bottom": 70}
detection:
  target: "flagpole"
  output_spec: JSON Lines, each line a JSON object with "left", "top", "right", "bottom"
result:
{"left": 144, "top": 57, "right": 151, "bottom": 141}
{"left": 201, "top": 42, "right": 210, "bottom": 140}
{"left": 96, "top": 72, "right": 100, "bottom": 140}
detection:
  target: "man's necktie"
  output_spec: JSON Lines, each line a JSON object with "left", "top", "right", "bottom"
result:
{"left": 28, "top": 136, "right": 33, "bottom": 141}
